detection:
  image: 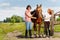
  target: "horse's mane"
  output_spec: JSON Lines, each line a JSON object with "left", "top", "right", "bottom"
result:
{"left": 31, "top": 10, "right": 38, "bottom": 18}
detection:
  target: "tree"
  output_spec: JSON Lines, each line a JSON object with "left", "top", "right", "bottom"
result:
{"left": 3, "top": 15, "right": 24, "bottom": 23}
{"left": 57, "top": 17, "right": 60, "bottom": 21}
{"left": 4, "top": 18, "right": 11, "bottom": 23}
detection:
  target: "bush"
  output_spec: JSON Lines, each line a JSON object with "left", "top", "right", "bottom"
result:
{"left": 57, "top": 17, "right": 60, "bottom": 21}
{"left": 3, "top": 15, "right": 24, "bottom": 23}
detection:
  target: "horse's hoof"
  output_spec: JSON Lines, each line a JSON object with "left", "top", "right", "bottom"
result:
{"left": 43, "top": 35, "right": 46, "bottom": 38}
{"left": 34, "top": 35, "right": 37, "bottom": 38}
{"left": 38, "top": 36, "right": 41, "bottom": 38}
{"left": 37, "top": 35, "right": 41, "bottom": 38}
{"left": 29, "top": 36, "right": 33, "bottom": 38}
{"left": 34, "top": 34, "right": 37, "bottom": 38}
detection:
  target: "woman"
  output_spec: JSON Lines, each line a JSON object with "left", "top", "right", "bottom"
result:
{"left": 25, "top": 5, "right": 36, "bottom": 38}
{"left": 43, "top": 9, "right": 53, "bottom": 37}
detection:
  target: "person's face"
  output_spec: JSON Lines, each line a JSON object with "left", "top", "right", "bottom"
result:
{"left": 47, "top": 9, "right": 50, "bottom": 13}
{"left": 28, "top": 7, "right": 31, "bottom": 11}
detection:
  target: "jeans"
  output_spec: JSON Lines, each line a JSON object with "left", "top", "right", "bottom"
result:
{"left": 44, "top": 21, "right": 50, "bottom": 36}
{"left": 25, "top": 21, "right": 32, "bottom": 30}
{"left": 25, "top": 21, "right": 32, "bottom": 38}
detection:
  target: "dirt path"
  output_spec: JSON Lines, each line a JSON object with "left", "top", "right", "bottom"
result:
{"left": 3, "top": 30, "right": 60, "bottom": 40}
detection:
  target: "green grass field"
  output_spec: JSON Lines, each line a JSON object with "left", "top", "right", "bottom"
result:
{"left": 0, "top": 22, "right": 60, "bottom": 40}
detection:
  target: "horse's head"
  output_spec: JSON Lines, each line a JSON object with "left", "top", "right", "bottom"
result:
{"left": 31, "top": 4, "right": 43, "bottom": 23}
{"left": 36, "top": 4, "right": 42, "bottom": 18}
{"left": 36, "top": 4, "right": 42, "bottom": 13}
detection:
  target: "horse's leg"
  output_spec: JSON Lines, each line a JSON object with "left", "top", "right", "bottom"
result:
{"left": 33, "top": 23, "right": 37, "bottom": 37}
{"left": 38, "top": 23, "right": 41, "bottom": 37}
{"left": 33, "top": 23, "right": 37, "bottom": 31}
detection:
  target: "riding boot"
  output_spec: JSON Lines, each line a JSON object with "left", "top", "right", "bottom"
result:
{"left": 49, "top": 29, "right": 51, "bottom": 36}
{"left": 25, "top": 30, "right": 28, "bottom": 38}
{"left": 49, "top": 30, "right": 53, "bottom": 36}
{"left": 29, "top": 30, "right": 32, "bottom": 38}
{"left": 45, "top": 30, "right": 48, "bottom": 37}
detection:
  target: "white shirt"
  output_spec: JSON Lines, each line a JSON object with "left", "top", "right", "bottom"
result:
{"left": 43, "top": 13, "right": 51, "bottom": 21}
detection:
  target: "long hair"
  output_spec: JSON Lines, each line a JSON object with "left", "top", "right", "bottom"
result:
{"left": 26, "top": 5, "right": 31, "bottom": 9}
{"left": 48, "top": 9, "right": 53, "bottom": 15}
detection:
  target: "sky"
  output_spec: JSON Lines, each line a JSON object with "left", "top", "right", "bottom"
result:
{"left": 0, "top": 0, "right": 60, "bottom": 21}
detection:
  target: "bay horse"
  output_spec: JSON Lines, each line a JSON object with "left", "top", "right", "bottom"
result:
{"left": 31, "top": 4, "right": 43, "bottom": 37}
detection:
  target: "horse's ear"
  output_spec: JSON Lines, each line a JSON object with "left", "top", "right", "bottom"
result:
{"left": 40, "top": 4, "right": 42, "bottom": 7}
{"left": 37, "top": 4, "right": 38, "bottom": 7}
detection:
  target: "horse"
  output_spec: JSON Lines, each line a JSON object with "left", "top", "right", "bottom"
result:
{"left": 31, "top": 4, "right": 43, "bottom": 37}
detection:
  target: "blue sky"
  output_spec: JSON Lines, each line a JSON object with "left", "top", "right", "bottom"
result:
{"left": 19, "top": 0, "right": 60, "bottom": 7}
{"left": 0, "top": 0, "right": 60, "bottom": 7}
{"left": 0, "top": 0, "right": 60, "bottom": 21}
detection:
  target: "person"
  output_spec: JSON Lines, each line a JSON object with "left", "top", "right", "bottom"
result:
{"left": 50, "top": 10, "right": 54, "bottom": 36}
{"left": 25, "top": 5, "right": 36, "bottom": 38}
{"left": 43, "top": 9, "right": 53, "bottom": 37}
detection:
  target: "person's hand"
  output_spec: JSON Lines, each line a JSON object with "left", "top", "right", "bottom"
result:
{"left": 33, "top": 17, "right": 36, "bottom": 19}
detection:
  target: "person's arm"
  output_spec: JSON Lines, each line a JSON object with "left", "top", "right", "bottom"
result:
{"left": 31, "top": 17, "right": 36, "bottom": 19}
{"left": 45, "top": 17, "right": 50, "bottom": 20}
{"left": 45, "top": 15, "right": 51, "bottom": 20}
{"left": 25, "top": 13, "right": 31, "bottom": 18}
{"left": 25, "top": 11, "right": 36, "bottom": 19}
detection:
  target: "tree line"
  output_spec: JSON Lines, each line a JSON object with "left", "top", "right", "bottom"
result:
{"left": 3, "top": 15, "right": 24, "bottom": 23}
{"left": 1, "top": 15, "right": 60, "bottom": 23}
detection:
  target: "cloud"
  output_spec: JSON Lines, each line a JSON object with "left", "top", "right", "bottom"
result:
{"left": 19, "top": 0, "right": 26, "bottom": 1}
{"left": 52, "top": 0, "right": 59, "bottom": 2}
{"left": 0, "top": 7, "right": 26, "bottom": 21}
{"left": 46, "top": 7, "right": 60, "bottom": 13}
{"left": 0, "top": 6, "right": 60, "bottom": 21}
{"left": 0, "top": 3, "right": 10, "bottom": 7}
{"left": 47, "top": 0, "right": 59, "bottom": 2}
{"left": 52, "top": 0, "right": 57, "bottom": 2}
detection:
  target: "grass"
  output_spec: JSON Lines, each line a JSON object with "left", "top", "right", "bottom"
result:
{"left": 54, "top": 25, "right": 60, "bottom": 32}
{"left": 0, "top": 22, "right": 60, "bottom": 40}
{"left": 0, "top": 22, "right": 25, "bottom": 33}
{"left": 0, "top": 22, "right": 25, "bottom": 40}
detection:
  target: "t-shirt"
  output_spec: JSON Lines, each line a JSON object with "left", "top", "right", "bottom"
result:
{"left": 25, "top": 9, "right": 32, "bottom": 22}
{"left": 43, "top": 12, "right": 51, "bottom": 21}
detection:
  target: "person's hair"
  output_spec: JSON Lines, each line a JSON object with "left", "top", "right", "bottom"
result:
{"left": 26, "top": 5, "right": 31, "bottom": 9}
{"left": 48, "top": 9, "right": 53, "bottom": 15}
